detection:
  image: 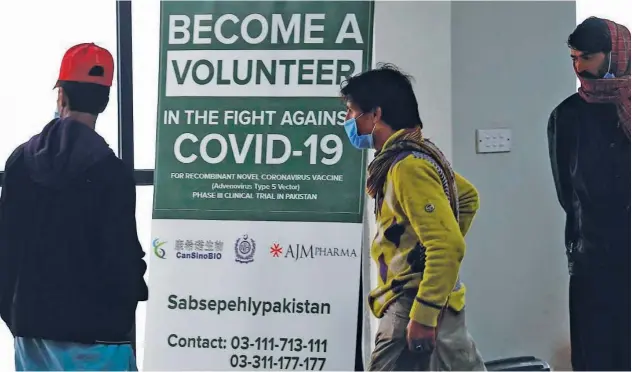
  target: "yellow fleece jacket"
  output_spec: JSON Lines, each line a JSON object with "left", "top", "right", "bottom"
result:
{"left": 367, "top": 138, "right": 480, "bottom": 328}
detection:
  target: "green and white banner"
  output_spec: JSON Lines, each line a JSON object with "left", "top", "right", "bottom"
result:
{"left": 144, "top": 1, "right": 374, "bottom": 370}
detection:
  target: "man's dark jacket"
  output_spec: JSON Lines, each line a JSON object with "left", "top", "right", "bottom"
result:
{"left": 548, "top": 93, "right": 631, "bottom": 274}
{"left": 0, "top": 118, "right": 148, "bottom": 344}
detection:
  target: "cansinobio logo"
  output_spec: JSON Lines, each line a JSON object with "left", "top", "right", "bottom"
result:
{"left": 176, "top": 250, "right": 223, "bottom": 260}
{"left": 174, "top": 239, "right": 224, "bottom": 260}
{"left": 153, "top": 238, "right": 167, "bottom": 259}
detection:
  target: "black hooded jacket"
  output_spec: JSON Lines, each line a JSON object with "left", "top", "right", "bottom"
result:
{"left": 0, "top": 118, "right": 148, "bottom": 344}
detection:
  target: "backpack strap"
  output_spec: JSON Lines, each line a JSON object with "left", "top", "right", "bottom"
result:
{"left": 374, "top": 151, "right": 416, "bottom": 215}
{"left": 406, "top": 151, "right": 463, "bottom": 293}
{"left": 408, "top": 151, "right": 459, "bottom": 221}
{"left": 377, "top": 150, "right": 459, "bottom": 219}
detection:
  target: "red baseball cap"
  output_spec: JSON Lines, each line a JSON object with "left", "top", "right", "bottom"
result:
{"left": 54, "top": 43, "right": 114, "bottom": 88}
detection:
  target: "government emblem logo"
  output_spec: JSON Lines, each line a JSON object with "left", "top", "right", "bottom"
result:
{"left": 234, "top": 234, "right": 256, "bottom": 264}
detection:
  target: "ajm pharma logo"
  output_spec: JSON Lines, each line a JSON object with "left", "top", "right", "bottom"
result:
{"left": 269, "top": 243, "right": 357, "bottom": 261}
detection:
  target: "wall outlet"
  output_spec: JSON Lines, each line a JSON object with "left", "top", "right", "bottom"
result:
{"left": 476, "top": 128, "right": 512, "bottom": 154}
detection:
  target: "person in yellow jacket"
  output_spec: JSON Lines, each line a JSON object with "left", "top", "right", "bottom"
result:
{"left": 341, "top": 64, "right": 486, "bottom": 371}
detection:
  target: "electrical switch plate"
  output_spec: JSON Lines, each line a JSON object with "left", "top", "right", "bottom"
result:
{"left": 475, "top": 128, "right": 512, "bottom": 154}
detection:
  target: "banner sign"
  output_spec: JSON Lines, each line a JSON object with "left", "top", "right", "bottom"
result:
{"left": 144, "top": 1, "right": 374, "bottom": 370}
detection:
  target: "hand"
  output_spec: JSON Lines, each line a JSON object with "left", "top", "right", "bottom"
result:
{"left": 406, "top": 319, "right": 436, "bottom": 353}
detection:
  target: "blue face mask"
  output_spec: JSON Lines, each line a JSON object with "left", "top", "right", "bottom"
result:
{"left": 54, "top": 110, "right": 60, "bottom": 119}
{"left": 344, "top": 113, "right": 374, "bottom": 150}
{"left": 603, "top": 52, "right": 615, "bottom": 79}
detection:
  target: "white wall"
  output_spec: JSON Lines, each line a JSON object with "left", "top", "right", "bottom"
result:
{"left": 373, "top": 1, "right": 454, "bottom": 161}
{"left": 577, "top": 0, "right": 631, "bottom": 39}
{"left": 362, "top": 1, "right": 577, "bottom": 370}
{"left": 451, "top": 2, "right": 576, "bottom": 370}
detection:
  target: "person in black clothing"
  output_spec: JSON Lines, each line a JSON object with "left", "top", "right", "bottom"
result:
{"left": 0, "top": 43, "right": 148, "bottom": 371}
{"left": 547, "top": 17, "right": 630, "bottom": 371}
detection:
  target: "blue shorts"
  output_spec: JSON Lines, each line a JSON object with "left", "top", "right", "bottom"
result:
{"left": 14, "top": 337, "right": 137, "bottom": 371}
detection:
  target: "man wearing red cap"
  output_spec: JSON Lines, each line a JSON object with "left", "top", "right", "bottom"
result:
{"left": 0, "top": 43, "right": 148, "bottom": 370}
{"left": 547, "top": 17, "right": 630, "bottom": 371}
